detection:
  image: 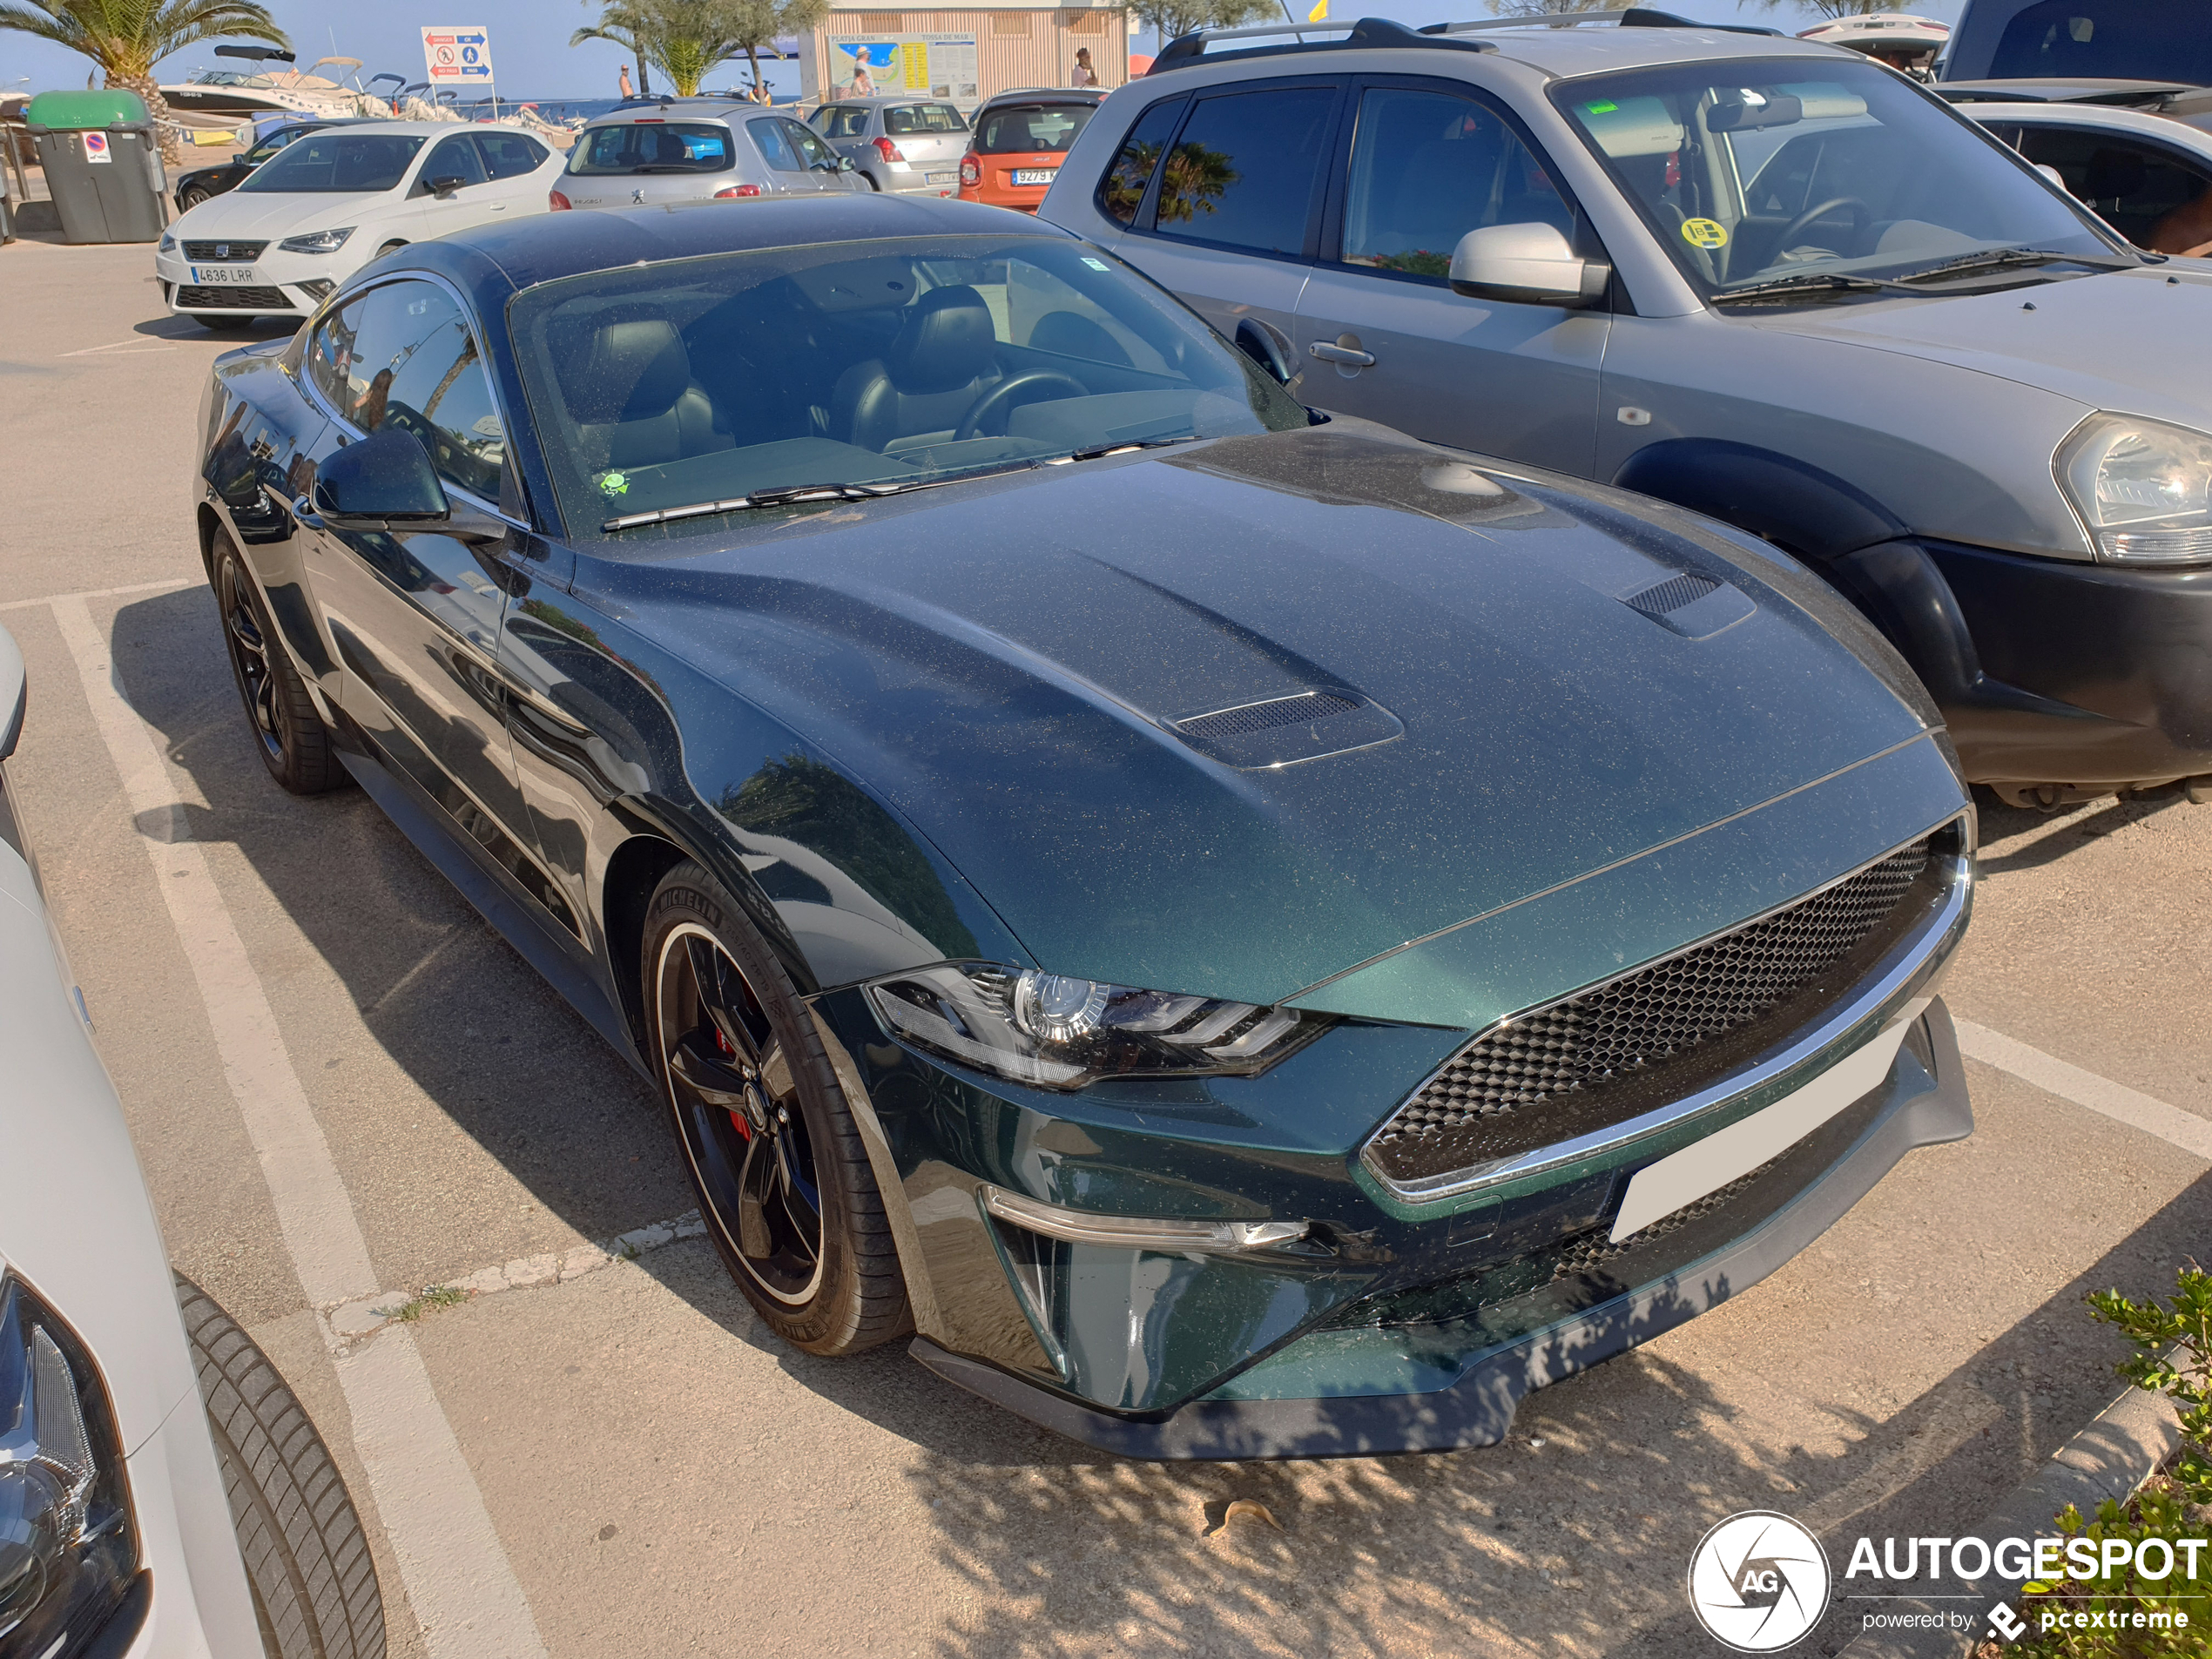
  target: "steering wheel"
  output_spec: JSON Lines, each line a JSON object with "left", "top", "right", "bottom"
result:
{"left": 954, "top": 371, "right": 1089, "bottom": 442}
{"left": 1774, "top": 196, "right": 1871, "bottom": 255}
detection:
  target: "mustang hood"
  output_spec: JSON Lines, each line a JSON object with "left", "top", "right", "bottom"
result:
{"left": 631, "top": 423, "right": 1945, "bottom": 1008}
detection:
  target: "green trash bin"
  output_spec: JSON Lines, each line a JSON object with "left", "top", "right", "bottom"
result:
{"left": 24, "top": 91, "right": 168, "bottom": 244}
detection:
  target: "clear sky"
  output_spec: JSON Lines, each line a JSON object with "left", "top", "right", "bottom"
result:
{"left": 0, "top": 0, "right": 1965, "bottom": 102}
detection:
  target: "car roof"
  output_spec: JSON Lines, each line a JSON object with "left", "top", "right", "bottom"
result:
{"left": 583, "top": 103, "right": 756, "bottom": 126}
{"left": 823, "top": 94, "right": 968, "bottom": 108}
{"left": 280, "top": 119, "right": 491, "bottom": 138}
{"left": 407, "top": 193, "right": 1076, "bottom": 300}
{"left": 1961, "top": 98, "right": 2212, "bottom": 145}
{"left": 980, "top": 88, "right": 1105, "bottom": 104}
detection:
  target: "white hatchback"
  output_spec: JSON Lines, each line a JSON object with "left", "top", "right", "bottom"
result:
{"left": 154, "top": 121, "right": 564, "bottom": 329}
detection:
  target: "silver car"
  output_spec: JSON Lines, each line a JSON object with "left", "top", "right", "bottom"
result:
{"left": 809, "top": 95, "right": 971, "bottom": 195}
{"left": 556, "top": 100, "right": 862, "bottom": 209}
{"left": 1043, "top": 15, "right": 2212, "bottom": 810}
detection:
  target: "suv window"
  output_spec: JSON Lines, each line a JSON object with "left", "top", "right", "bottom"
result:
{"left": 422, "top": 132, "right": 488, "bottom": 189}
{"left": 1150, "top": 85, "right": 1337, "bottom": 257}
{"left": 310, "top": 280, "right": 506, "bottom": 500}
{"left": 2012, "top": 124, "right": 2212, "bottom": 253}
{"left": 1096, "top": 97, "right": 1184, "bottom": 226}
{"left": 1339, "top": 87, "right": 1572, "bottom": 280}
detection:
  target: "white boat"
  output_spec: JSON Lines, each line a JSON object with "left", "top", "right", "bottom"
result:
{"left": 1797, "top": 13, "right": 1952, "bottom": 79}
{"left": 159, "top": 49, "right": 395, "bottom": 121}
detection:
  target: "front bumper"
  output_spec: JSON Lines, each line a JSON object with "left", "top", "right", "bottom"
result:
{"left": 914, "top": 1001, "right": 1969, "bottom": 1458}
{"left": 1836, "top": 537, "right": 2212, "bottom": 793}
{"left": 153, "top": 247, "right": 327, "bottom": 317}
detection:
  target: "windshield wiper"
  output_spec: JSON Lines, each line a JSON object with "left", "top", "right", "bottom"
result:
{"left": 1891, "top": 246, "right": 2143, "bottom": 284}
{"left": 1711, "top": 272, "right": 1926, "bottom": 305}
{"left": 601, "top": 438, "right": 1207, "bottom": 532}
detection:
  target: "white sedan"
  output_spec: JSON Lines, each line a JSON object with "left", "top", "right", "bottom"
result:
{"left": 155, "top": 120, "right": 564, "bottom": 329}
{"left": 1961, "top": 98, "right": 2212, "bottom": 255}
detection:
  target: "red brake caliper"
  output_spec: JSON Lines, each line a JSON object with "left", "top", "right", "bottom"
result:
{"left": 715, "top": 1024, "right": 752, "bottom": 1140}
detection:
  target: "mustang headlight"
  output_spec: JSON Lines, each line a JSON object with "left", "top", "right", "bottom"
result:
{"left": 0, "top": 1277, "right": 136, "bottom": 1655}
{"left": 2057, "top": 413, "right": 2212, "bottom": 564}
{"left": 278, "top": 226, "right": 354, "bottom": 255}
{"left": 863, "top": 964, "right": 1330, "bottom": 1089}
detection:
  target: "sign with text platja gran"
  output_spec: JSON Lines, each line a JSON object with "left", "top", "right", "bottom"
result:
{"left": 421, "top": 26, "right": 494, "bottom": 86}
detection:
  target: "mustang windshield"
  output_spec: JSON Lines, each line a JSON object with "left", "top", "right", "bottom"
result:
{"left": 510, "top": 234, "right": 1310, "bottom": 541}
{"left": 1551, "top": 58, "right": 2122, "bottom": 300}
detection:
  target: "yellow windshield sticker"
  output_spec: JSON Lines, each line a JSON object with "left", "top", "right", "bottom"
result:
{"left": 1681, "top": 218, "right": 1729, "bottom": 250}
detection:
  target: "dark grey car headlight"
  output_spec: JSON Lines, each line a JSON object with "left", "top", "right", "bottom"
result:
{"left": 0, "top": 1276, "right": 137, "bottom": 1654}
{"left": 862, "top": 963, "right": 1332, "bottom": 1089}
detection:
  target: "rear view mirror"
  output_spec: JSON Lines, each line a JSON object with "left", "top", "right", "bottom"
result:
{"left": 428, "top": 174, "right": 467, "bottom": 198}
{"left": 1450, "top": 223, "right": 1610, "bottom": 308}
{"left": 1234, "top": 319, "right": 1294, "bottom": 384}
{"left": 1708, "top": 92, "right": 1803, "bottom": 132}
{"left": 839, "top": 155, "right": 855, "bottom": 171}
{"left": 305, "top": 427, "right": 450, "bottom": 530}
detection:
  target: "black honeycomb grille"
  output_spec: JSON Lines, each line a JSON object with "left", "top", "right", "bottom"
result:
{"left": 1177, "top": 691, "right": 1359, "bottom": 739}
{"left": 176, "top": 285, "right": 291, "bottom": 310}
{"left": 181, "top": 239, "right": 268, "bottom": 261}
{"left": 1368, "top": 838, "right": 1937, "bottom": 1184}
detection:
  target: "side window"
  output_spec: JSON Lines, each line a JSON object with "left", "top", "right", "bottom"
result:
{"left": 2014, "top": 125, "right": 2212, "bottom": 252}
{"left": 1150, "top": 86, "right": 1337, "bottom": 256}
{"left": 1339, "top": 88, "right": 1573, "bottom": 280}
{"left": 475, "top": 132, "right": 547, "bottom": 179}
{"left": 785, "top": 118, "right": 837, "bottom": 171}
{"left": 305, "top": 295, "right": 365, "bottom": 410}
{"left": 749, "top": 117, "right": 803, "bottom": 172}
{"left": 1096, "top": 98, "right": 1185, "bottom": 226}
{"left": 330, "top": 280, "right": 506, "bottom": 500}
{"left": 423, "top": 132, "right": 488, "bottom": 189}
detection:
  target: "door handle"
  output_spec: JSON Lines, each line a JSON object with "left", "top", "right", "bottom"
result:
{"left": 1308, "top": 341, "right": 1375, "bottom": 368}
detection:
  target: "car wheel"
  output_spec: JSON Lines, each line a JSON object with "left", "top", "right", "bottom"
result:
{"left": 212, "top": 536, "right": 348, "bottom": 794}
{"left": 201, "top": 314, "right": 254, "bottom": 330}
{"left": 178, "top": 185, "right": 212, "bottom": 212}
{"left": 178, "top": 1276, "right": 387, "bottom": 1659}
{"left": 644, "top": 860, "right": 910, "bottom": 1355}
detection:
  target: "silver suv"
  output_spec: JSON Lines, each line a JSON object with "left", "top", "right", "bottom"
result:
{"left": 1042, "top": 15, "right": 2212, "bottom": 807}
{"left": 809, "top": 96, "right": 972, "bottom": 195}
{"left": 556, "top": 99, "right": 861, "bottom": 209}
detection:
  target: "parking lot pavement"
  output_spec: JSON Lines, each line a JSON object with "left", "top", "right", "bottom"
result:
{"left": 4, "top": 237, "right": 2209, "bottom": 1657}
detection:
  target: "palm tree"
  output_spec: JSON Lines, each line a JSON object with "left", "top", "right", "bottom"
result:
{"left": 0, "top": 0, "right": 290, "bottom": 164}
{"left": 573, "top": 1, "right": 654, "bottom": 98}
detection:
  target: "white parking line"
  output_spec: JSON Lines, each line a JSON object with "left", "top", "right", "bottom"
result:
{"left": 1954, "top": 1017, "right": 2212, "bottom": 1162}
{"left": 50, "top": 597, "right": 550, "bottom": 1659}
{"left": 0, "top": 577, "right": 194, "bottom": 614}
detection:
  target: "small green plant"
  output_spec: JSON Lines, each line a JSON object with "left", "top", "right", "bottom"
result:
{"left": 2011, "top": 1265, "right": 2211, "bottom": 1657}
{"left": 378, "top": 1285, "right": 469, "bottom": 1325}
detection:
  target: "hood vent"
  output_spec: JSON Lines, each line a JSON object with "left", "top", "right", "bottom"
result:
{"left": 1177, "top": 691, "right": 1360, "bottom": 740}
{"left": 1626, "top": 573, "right": 1718, "bottom": 617}
{"left": 1170, "top": 690, "right": 1402, "bottom": 771}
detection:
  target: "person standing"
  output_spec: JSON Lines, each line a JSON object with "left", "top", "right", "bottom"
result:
{"left": 619, "top": 64, "right": 635, "bottom": 99}
{"left": 1070, "top": 46, "right": 1097, "bottom": 86}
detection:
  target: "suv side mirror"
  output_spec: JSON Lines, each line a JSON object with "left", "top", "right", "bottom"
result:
{"left": 303, "top": 428, "right": 450, "bottom": 530}
{"left": 838, "top": 155, "right": 855, "bottom": 171}
{"left": 1449, "top": 223, "right": 1610, "bottom": 308}
{"left": 428, "top": 174, "right": 468, "bottom": 198}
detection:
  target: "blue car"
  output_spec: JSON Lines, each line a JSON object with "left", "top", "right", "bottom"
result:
{"left": 192, "top": 195, "right": 1973, "bottom": 1456}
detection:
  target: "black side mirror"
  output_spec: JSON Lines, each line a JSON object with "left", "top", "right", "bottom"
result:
{"left": 1233, "top": 319, "right": 1293, "bottom": 385}
{"left": 300, "top": 427, "right": 449, "bottom": 531}
{"left": 428, "top": 174, "right": 468, "bottom": 198}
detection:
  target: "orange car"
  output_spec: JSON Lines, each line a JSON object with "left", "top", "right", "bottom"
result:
{"left": 956, "top": 90, "right": 1104, "bottom": 212}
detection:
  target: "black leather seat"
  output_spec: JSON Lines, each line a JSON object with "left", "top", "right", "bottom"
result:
{"left": 832, "top": 286, "right": 1001, "bottom": 453}
{"left": 551, "top": 307, "right": 733, "bottom": 471}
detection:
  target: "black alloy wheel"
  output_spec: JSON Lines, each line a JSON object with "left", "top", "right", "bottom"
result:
{"left": 178, "top": 185, "right": 212, "bottom": 211}
{"left": 213, "top": 538, "right": 347, "bottom": 794}
{"left": 644, "top": 861, "right": 909, "bottom": 1353}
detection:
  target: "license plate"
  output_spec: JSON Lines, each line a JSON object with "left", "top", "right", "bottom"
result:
{"left": 190, "top": 264, "right": 258, "bottom": 284}
{"left": 1013, "top": 168, "right": 1057, "bottom": 186}
{"left": 925, "top": 171, "right": 957, "bottom": 185}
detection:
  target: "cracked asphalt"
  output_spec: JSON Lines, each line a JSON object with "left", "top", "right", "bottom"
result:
{"left": 3, "top": 233, "right": 2207, "bottom": 1658}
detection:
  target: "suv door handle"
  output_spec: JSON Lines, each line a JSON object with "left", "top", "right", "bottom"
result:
{"left": 1308, "top": 342, "right": 1375, "bottom": 368}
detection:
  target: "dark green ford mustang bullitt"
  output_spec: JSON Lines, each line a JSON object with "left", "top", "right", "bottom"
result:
{"left": 193, "top": 196, "right": 1972, "bottom": 1457}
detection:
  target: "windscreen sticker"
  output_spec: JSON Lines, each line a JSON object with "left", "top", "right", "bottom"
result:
{"left": 595, "top": 470, "right": 629, "bottom": 496}
{"left": 1081, "top": 256, "right": 1110, "bottom": 271}
{"left": 1681, "top": 217, "right": 1729, "bottom": 250}
{"left": 1586, "top": 100, "right": 1620, "bottom": 114}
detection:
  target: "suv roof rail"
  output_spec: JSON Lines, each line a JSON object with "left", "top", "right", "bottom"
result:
{"left": 1422, "top": 7, "right": 1785, "bottom": 37}
{"left": 1148, "top": 15, "right": 1496, "bottom": 74}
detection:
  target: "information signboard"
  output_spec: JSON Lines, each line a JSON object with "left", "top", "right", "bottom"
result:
{"left": 421, "top": 26, "right": 495, "bottom": 88}
{"left": 827, "top": 35, "right": 979, "bottom": 104}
